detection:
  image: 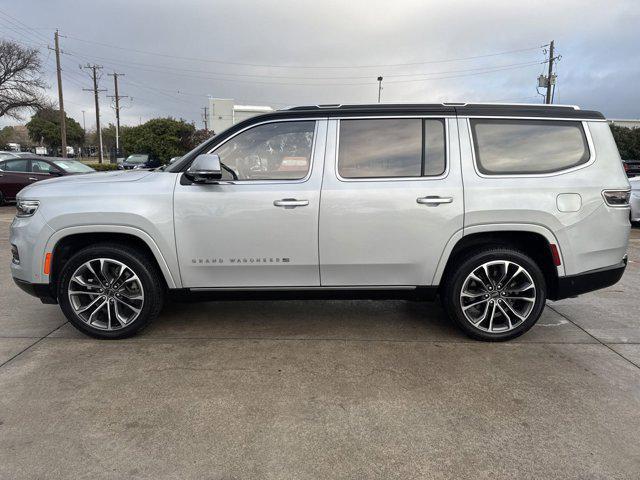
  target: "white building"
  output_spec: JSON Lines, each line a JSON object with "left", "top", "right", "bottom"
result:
{"left": 208, "top": 98, "right": 273, "bottom": 134}
{"left": 608, "top": 119, "right": 640, "bottom": 129}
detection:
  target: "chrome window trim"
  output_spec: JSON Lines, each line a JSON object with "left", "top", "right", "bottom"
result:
{"left": 203, "top": 117, "right": 323, "bottom": 185}
{"left": 466, "top": 117, "right": 597, "bottom": 179}
{"left": 334, "top": 116, "right": 451, "bottom": 183}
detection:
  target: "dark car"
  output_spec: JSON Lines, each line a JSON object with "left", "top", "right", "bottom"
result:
{"left": 0, "top": 157, "right": 95, "bottom": 205}
{"left": 623, "top": 159, "right": 640, "bottom": 178}
{"left": 117, "top": 154, "right": 161, "bottom": 170}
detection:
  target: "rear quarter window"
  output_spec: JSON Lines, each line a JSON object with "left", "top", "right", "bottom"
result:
{"left": 470, "top": 119, "right": 590, "bottom": 175}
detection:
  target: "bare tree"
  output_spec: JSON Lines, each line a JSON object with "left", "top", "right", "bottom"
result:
{"left": 0, "top": 40, "right": 47, "bottom": 120}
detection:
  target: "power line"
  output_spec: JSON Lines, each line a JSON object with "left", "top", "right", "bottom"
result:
{"left": 58, "top": 45, "right": 542, "bottom": 81}
{"left": 61, "top": 34, "right": 546, "bottom": 69}
{"left": 62, "top": 48, "right": 544, "bottom": 87}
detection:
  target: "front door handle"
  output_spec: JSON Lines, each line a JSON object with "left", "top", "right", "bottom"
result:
{"left": 273, "top": 198, "right": 309, "bottom": 208}
{"left": 417, "top": 196, "right": 453, "bottom": 206}
{"left": 28, "top": 177, "right": 39, "bottom": 181}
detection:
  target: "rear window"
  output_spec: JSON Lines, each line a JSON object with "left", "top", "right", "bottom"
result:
{"left": 470, "top": 119, "right": 590, "bottom": 174}
{"left": 338, "top": 118, "right": 446, "bottom": 178}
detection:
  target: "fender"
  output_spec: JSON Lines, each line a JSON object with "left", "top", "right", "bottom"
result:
{"left": 431, "top": 223, "right": 566, "bottom": 285}
{"left": 42, "top": 225, "right": 180, "bottom": 289}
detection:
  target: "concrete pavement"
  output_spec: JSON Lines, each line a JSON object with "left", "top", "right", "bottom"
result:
{"left": 1, "top": 205, "right": 639, "bottom": 479}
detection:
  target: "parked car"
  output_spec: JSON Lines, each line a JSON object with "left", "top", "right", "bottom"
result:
{"left": 630, "top": 177, "right": 640, "bottom": 224}
{"left": 0, "top": 151, "right": 18, "bottom": 160}
{"left": 117, "top": 154, "right": 161, "bottom": 170}
{"left": 622, "top": 159, "right": 640, "bottom": 177}
{"left": 10, "top": 103, "right": 631, "bottom": 341}
{"left": 0, "top": 157, "right": 95, "bottom": 205}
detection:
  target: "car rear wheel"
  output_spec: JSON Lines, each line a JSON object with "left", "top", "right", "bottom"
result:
{"left": 0, "top": 190, "right": 5, "bottom": 206}
{"left": 442, "top": 247, "right": 547, "bottom": 341}
{"left": 58, "top": 243, "right": 164, "bottom": 339}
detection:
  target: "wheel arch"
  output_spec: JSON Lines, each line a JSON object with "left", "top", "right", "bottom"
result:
{"left": 433, "top": 224, "right": 564, "bottom": 298}
{"left": 44, "top": 226, "right": 179, "bottom": 293}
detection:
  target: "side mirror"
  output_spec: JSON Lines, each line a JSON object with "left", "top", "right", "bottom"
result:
{"left": 184, "top": 154, "right": 222, "bottom": 183}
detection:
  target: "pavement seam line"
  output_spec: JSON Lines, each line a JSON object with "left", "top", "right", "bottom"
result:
{"left": 547, "top": 303, "right": 640, "bottom": 370}
{"left": 0, "top": 321, "right": 68, "bottom": 370}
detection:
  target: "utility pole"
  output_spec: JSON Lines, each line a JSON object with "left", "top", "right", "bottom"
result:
{"left": 107, "top": 72, "right": 128, "bottom": 153}
{"left": 545, "top": 40, "right": 555, "bottom": 104}
{"left": 50, "top": 30, "right": 67, "bottom": 157}
{"left": 81, "top": 110, "right": 86, "bottom": 133}
{"left": 82, "top": 64, "right": 106, "bottom": 163}
{"left": 202, "top": 106, "right": 209, "bottom": 132}
{"left": 377, "top": 76, "right": 383, "bottom": 103}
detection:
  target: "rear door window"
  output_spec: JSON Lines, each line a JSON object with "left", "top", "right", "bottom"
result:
{"left": 338, "top": 118, "right": 446, "bottom": 178}
{"left": 470, "top": 119, "right": 590, "bottom": 174}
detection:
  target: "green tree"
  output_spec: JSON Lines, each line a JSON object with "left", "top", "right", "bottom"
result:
{"left": 0, "top": 126, "right": 12, "bottom": 147}
{"left": 610, "top": 125, "right": 640, "bottom": 160}
{"left": 26, "top": 108, "right": 84, "bottom": 148}
{"left": 121, "top": 117, "right": 195, "bottom": 163}
{"left": 188, "top": 128, "right": 215, "bottom": 149}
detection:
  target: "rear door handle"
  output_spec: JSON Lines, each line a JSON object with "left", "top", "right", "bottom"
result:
{"left": 273, "top": 198, "right": 309, "bottom": 208}
{"left": 28, "top": 177, "right": 38, "bottom": 181}
{"left": 417, "top": 196, "right": 453, "bottom": 206}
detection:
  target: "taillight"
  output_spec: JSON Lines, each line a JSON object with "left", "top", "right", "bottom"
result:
{"left": 602, "top": 190, "right": 631, "bottom": 207}
{"left": 623, "top": 162, "right": 629, "bottom": 172}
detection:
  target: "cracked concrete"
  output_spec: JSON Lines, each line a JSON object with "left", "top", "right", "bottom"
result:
{"left": 1, "top": 205, "right": 639, "bottom": 479}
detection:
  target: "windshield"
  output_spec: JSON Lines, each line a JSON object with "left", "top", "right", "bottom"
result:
{"left": 52, "top": 160, "right": 96, "bottom": 173}
{"left": 125, "top": 155, "right": 148, "bottom": 164}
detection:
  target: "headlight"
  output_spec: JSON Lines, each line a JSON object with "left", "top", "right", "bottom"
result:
{"left": 16, "top": 199, "right": 40, "bottom": 217}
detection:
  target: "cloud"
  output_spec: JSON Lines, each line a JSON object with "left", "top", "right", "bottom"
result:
{"left": 2, "top": 0, "right": 639, "bottom": 129}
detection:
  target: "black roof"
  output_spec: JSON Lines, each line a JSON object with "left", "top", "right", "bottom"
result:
{"left": 281, "top": 103, "right": 605, "bottom": 120}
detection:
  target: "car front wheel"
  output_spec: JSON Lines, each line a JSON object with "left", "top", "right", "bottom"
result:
{"left": 58, "top": 243, "right": 164, "bottom": 339}
{"left": 442, "top": 247, "right": 547, "bottom": 341}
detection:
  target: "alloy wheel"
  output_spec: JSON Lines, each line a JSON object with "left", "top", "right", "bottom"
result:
{"left": 67, "top": 258, "right": 144, "bottom": 331}
{"left": 459, "top": 260, "right": 536, "bottom": 333}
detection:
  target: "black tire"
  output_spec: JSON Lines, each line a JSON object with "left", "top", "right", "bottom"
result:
{"left": 441, "top": 247, "right": 547, "bottom": 341}
{"left": 58, "top": 243, "right": 164, "bottom": 339}
{"left": 0, "top": 190, "right": 5, "bottom": 206}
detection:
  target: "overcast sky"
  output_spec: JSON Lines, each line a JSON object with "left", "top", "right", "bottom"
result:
{"left": 1, "top": 0, "right": 639, "bottom": 131}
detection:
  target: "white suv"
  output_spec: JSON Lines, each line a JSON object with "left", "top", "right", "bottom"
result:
{"left": 9, "top": 104, "right": 631, "bottom": 341}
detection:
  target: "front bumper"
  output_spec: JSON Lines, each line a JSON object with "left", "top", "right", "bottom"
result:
{"left": 551, "top": 257, "right": 627, "bottom": 300}
{"left": 13, "top": 278, "right": 57, "bottom": 304}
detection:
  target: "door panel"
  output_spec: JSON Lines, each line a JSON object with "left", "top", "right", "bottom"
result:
{"left": 174, "top": 119, "right": 327, "bottom": 288}
{"left": 0, "top": 159, "right": 30, "bottom": 199}
{"left": 319, "top": 118, "right": 463, "bottom": 286}
{"left": 0, "top": 171, "right": 24, "bottom": 199}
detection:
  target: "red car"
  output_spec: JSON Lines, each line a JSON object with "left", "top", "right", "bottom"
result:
{"left": 0, "top": 156, "right": 95, "bottom": 205}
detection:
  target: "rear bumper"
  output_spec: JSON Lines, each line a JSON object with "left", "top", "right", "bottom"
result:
{"left": 13, "top": 278, "right": 57, "bottom": 304}
{"left": 551, "top": 257, "right": 627, "bottom": 300}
